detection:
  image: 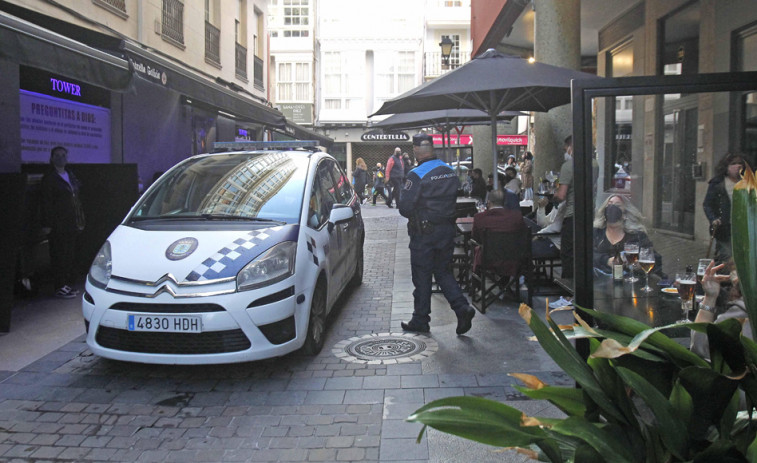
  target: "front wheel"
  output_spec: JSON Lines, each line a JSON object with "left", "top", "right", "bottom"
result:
{"left": 301, "top": 281, "right": 327, "bottom": 355}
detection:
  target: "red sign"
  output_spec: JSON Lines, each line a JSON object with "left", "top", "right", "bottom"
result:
{"left": 431, "top": 134, "right": 473, "bottom": 145}
{"left": 496, "top": 135, "right": 528, "bottom": 145}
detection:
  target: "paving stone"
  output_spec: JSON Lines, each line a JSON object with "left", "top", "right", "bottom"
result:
{"left": 304, "top": 390, "right": 345, "bottom": 405}
{"left": 29, "top": 445, "right": 64, "bottom": 459}
{"left": 326, "top": 435, "right": 354, "bottom": 448}
{"left": 337, "top": 447, "right": 365, "bottom": 461}
{"left": 307, "top": 447, "right": 337, "bottom": 461}
{"left": 379, "top": 437, "right": 428, "bottom": 461}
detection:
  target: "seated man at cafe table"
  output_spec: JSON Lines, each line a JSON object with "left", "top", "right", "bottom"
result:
{"left": 592, "top": 194, "right": 663, "bottom": 278}
{"left": 471, "top": 188, "right": 526, "bottom": 273}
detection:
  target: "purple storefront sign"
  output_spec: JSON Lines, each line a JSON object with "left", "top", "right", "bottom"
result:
{"left": 19, "top": 90, "right": 111, "bottom": 163}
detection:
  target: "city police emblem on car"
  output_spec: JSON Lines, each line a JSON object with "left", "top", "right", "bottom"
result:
{"left": 82, "top": 142, "right": 365, "bottom": 365}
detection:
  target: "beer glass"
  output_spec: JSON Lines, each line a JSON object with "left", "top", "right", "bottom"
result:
{"left": 676, "top": 271, "right": 697, "bottom": 322}
{"left": 638, "top": 247, "right": 655, "bottom": 293}
{"left": 623, "top": 242, "right": 640, "bottom": 283}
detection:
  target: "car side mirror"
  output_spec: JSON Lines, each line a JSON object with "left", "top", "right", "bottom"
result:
{"left": 327, "top": 205, "right": 354, "bottom": 232}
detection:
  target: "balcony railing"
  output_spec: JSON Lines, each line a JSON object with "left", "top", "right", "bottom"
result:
{"left": 235, "top": 43, "right": 247, "bottom": 80}
{"left": 253, "top": 55, "right": 264, "bottom": 91}
{"left": 423, "top": 51, "right": 470, "bottom": 80}
{"left": 161, "top": 0, "right": 184, "bottom": 46}
{"left": 205, "top": 21, "right": 221, "bottom": 66}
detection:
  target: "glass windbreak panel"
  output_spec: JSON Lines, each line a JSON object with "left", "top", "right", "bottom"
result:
{"left": 588, "top": 89, "right": 747, "bottom": 329}
{"left": 745, "top": 92, "right": 757, "bottom": 166}
{"left": 131, "top": 152, "right": 309, "bottom": 224}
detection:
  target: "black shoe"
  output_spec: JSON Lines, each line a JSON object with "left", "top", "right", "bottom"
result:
{"left": 387, "top": 204, "right": 393, "bottom": 208}
{"left": 456, "top": 307, "right": 475, "bottom": 335}
{"left": 401, "top": 321, "right": 430, "bottom": 333}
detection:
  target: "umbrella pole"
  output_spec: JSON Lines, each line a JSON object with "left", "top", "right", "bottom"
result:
{"left": 491, "top": 112, "right": 499, "bottom": 189}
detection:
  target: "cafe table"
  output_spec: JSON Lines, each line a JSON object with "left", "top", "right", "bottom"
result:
{"left": 555, "top": 274, "right": 691, "bottom": 337}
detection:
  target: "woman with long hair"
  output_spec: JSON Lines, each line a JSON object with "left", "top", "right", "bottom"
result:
{"left": 703, "top": 153, "right": 746, "bottom": 262}
{"left": 593, "top": 194, "right": 661, "bottom": 276}
{"left": 353, "top": 157, "right": 368, "bottom": 204}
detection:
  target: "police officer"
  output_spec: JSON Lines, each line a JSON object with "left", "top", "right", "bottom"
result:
{"left": 398, "top": 133, "right": 475, "bottom": 335}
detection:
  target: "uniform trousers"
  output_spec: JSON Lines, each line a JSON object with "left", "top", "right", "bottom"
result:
{"left": 408, "top": 223, "right": 469, "bottom": 325}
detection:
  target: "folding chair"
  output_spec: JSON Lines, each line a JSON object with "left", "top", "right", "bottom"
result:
{"left": 469, "top": 226, "right": 533, "bottom": 313}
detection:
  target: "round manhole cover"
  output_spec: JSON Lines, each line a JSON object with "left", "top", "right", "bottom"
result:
{"left": 333, "top": 333, "right": 437, "bottom": 364}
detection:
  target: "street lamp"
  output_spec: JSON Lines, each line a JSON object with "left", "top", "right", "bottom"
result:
{"left": 439, "top": 36, "right": 454, "bottom": 67}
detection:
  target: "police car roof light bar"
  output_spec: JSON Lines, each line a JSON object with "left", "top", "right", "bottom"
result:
{"left": 213, "top": 141, "right": 320, "bottom": 152}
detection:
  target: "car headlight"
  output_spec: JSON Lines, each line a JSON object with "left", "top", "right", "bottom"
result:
{"left": 237, "top": 241, "right": 297, "bottom": 292}
{"left": 88, "top": 241, "right": 112, "bottom": 289}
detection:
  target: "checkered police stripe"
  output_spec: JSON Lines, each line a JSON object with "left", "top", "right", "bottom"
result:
{"left": 184, "top": 225, "right": 297, "bottom": 282}
{"left": 305, "top": 235, "right": 318, "bottom": 266}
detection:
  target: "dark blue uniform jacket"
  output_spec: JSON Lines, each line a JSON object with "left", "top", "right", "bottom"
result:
{"left": 399, "top": 157, "right": 460, "bottom": 224}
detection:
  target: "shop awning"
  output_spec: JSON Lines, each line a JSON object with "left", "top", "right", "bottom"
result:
{"left": 120, "top": 41, "right": 286, "bottom": 129}
{"left": 0, "top": 11, "right": 131, "bottom": 90}
{"left": 276, "top": 121, "right": 334, "bottom": 147}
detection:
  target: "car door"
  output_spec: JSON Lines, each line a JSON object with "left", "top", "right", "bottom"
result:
{"left": 327, "top": 161, "right": 359, "bottom": 288}
{"left": 308, "top": 160, "right": 346, "bottom": 305}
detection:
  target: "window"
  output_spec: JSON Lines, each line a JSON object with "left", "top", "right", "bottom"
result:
{"left": 277, "top": 62, "right": 310, "bottom": 102}
{"left": 93, "top": 0, "right": 127, "bottom": 18}
{"left": 161, "top": 0, "right": 184, "bottom": 46}
{"left": 308, "top": 162, "right": 339, "bottom": 229}
{"left": 375, "top": 51, "right": 416, "bottom": 106}
{"left": 275, "top": 0, "right": 309, "bottom": 38}
{"left": 603, "top": 41, "right": 634, "bottom": 191}
{"left": 736, "top": 21, "right": 757, "bottom": 166}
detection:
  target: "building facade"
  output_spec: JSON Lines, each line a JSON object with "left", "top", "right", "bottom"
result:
{"left": 0, "top": 0, "right": 284, "bottom": 182}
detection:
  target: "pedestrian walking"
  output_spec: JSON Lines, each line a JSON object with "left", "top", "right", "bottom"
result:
{"left": 385, "top": 147, "right": 404, "bottom": 208}
{"left": 353, "top": 157, "right": 369, "bottom": 204}
{"left": 40, "top": 146, "right": 85, "bottom": 298}
{"left": 372, "top": 163, "right": 388, "bottom": 205}
{"left": 398, "top": 133, "right": 475, "bottom": 335}
{"left": 703, "top": 152, "right": 746, "bottom": 263}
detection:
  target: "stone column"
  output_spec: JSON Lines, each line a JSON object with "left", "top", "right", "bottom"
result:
{"left": 533, "top": 0, "right": 580, "bottom": 179}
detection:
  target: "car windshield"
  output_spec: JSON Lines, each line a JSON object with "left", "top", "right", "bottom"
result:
{"left": 130, "top": 151, "right": 310, "bottom": 224}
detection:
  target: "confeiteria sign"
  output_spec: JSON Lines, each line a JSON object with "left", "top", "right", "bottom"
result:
{"left": 431, "top": 134, "right": 473, "bottom": 145}
{"left": 360, "top": 133, "right": 410, "bottom": 142}
{"left": 496, "top": 135, "right": 528, "bottom": 145}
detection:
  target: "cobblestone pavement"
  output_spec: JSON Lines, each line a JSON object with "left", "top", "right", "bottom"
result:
{"left": 0, "top": 205, "right": 567, "bottom": 462}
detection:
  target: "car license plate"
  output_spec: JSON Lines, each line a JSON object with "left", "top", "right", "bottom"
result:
{"left": 127, "top": 314, "right": 202, "bottom": 333}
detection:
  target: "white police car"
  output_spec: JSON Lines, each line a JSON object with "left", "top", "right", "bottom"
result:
{"left": 83, "top": 142, "right": 364, "bottom": 364}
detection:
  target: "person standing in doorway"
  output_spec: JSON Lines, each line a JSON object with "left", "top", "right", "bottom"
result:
{"left": 703, "top": 153, "right": 746, "bottom": 263}
{"left": 40, "top": 146, "right": 86, "bottom": 298}
{"left": 385, "top": 147, "right": 404, "bottom": 208}
{"left": 398, "top": 133, "right": 475, "bottom": 335}
{"left": 552, "top": 136, "right": 574, "bottom": 279}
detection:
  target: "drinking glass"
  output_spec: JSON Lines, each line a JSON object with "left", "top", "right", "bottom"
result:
{"left": 676, "top": 271, "right": 697, "bottom": 322}
{"left": 623, "top": 242, "right": 640, "bottom": 283}
{"left": 696, "top": 258, "right": 712, "bottom": 283}
{"left": 638, "top": 247, "right": 655, "bottom": 293}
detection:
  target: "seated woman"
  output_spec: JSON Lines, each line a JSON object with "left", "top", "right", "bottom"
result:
{"left": 593, "top": 194, "right": 662, "bottom": 277}
{"left": 690, "top": 260, "right": 748, "bottom": 360}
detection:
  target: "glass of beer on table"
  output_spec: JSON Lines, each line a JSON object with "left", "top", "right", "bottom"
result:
{"left": 676, "top": 271, "right": 697, "bottom": 322}
{"left": 623, "top": 242, "right": 640, "bottom": 283}
{"left": 638, "top": 246, "right": 655, "bottom": 293}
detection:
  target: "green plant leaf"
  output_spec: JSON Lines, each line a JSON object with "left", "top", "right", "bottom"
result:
{"left": 707, "top": 319, "right": 747, "bottom": 376}
{"left": 514, "top": 385, "right": 587, "bottom": 417}
{"left": 614, "top": 366, "right": 688, "bottom": 459}
{"left": 745, "top": 431, "right": 757, "bottom": 462}
{"left": 407, "top": 396, "right": 548, "bottom": 448}
{"left": 578, "top": 306, "right": 709, "bottom": 368}
{"left": 721, "top": 389, "right": 742, "bottom": 440}
{"left": 551, "top": 417, "right": 636, "bottom": 463}
{"left": 520, "top": 305, "right": 628, "bottom": 423}
{"left": 679, "top": 367, "right": 740, "bottom": 439}
{"left": 731, "top": 165, "right": 757, "bottom": 340}
{"left": 669, "top": 379, "right": 694, "bottom": 427}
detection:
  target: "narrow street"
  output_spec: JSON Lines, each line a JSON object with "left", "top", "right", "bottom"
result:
{"left": 0, "top": 205, "right": 566, "bottom": 462}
